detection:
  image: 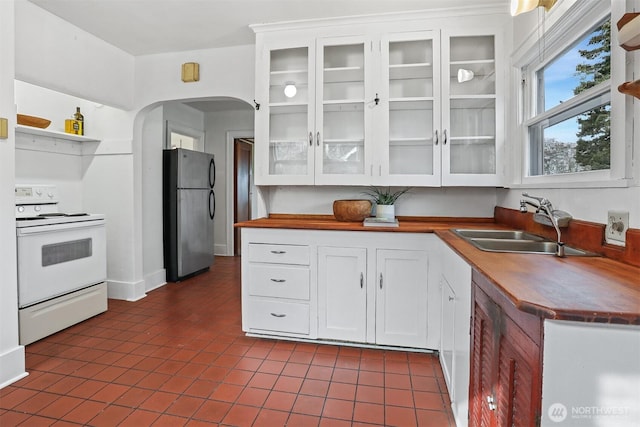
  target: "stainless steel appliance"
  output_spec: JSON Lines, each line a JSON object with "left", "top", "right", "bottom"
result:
{"left": 15, "top": 184, "right": 107, "bottom": 345}
{"left": 163, "top": 148, "right": 215, "bottom": 281}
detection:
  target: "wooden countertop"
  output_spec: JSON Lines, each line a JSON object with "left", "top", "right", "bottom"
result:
{"left": 236, "top": 216, "right": 640, "bottom": 325}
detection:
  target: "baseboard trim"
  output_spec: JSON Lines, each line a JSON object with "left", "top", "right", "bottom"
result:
{"left": 0, "top": 345, "right": 27, "bottom": 389}
{"left": 107, "top": 279, "right": 146, "bottom": 301}
{"left": 144, "top": 269, "right": 167, "bottom": 293}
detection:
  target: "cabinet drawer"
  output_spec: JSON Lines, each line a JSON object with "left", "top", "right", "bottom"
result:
{"left": 246, "top": 299, "right": 310, "bottom": 335}
{"left": 247, "top": 243, "right": 310, "bottom": 265}
{"left": 248, "top": 265, "right": 310, "bottom": 300}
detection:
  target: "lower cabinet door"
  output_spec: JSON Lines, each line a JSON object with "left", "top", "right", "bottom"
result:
{"left": 317, "top": 246, "right": 367, "bottom": 342}
{"left": 375, "top": 249, "right": 428, "bottom": 347}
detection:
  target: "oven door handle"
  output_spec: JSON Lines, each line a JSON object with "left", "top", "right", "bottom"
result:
{"left": 16, "top": 220, "right": 105, "bottom": 235}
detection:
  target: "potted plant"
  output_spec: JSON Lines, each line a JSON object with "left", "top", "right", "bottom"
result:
{"left": 362, "top": 186, "right": 411, "bottom": 220}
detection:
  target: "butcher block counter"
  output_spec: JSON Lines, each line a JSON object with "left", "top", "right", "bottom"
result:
{"left": 236, "top": 214, "right": 640, "bottom": 325}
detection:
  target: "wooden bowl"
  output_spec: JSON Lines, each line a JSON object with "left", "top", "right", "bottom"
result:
{"left": 333, "top": 199, "right": 372, "bottom": 222}
{"left": 17, "top": 114, "right": 51, "bottom": 129}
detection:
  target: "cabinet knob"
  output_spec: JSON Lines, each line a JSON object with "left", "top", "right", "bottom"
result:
{"left": 435, "top": 130, "right": 439, "bottom": 146}
{"left": 316, "top": 131, "right": 320, "bottom": 146}
{"left": 448, "top": 296, "right": 455, "bottom": 301}
{"left": 360, "top": 272, "right": 364, "bottom": 289}
{"left": 379, "top": 273, "right": 383, "bottom": 290}
{"left": 443, "top": 129, "right": 448, "bottom": 145}
{"left": 309, "top": 132, "right": 313, "bottom": 146}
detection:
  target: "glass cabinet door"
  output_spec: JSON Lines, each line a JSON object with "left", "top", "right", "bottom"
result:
{"left": 315, "top": 37, "right": 371, "bottom": 185}
{"left": 265, "top": 44, "right": 314, "bottom": 184}
{"left": 443, "top": 34, "right": 498, "bottom": 184}
{"left": 380, "top": 31, "right": 440, "bottom": 186}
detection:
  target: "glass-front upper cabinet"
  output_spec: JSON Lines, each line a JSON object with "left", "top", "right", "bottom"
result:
{"left": 255, "top": 39, "right": 316, "bottom": 185}
{"left": 442, "top": 32, "right": 502, "bottom": 186}
{"left": 315, "top": 36, "right": 372, "bottom": 185}
{"left": 379, "top": 31, "right": 441, "bottom": 186}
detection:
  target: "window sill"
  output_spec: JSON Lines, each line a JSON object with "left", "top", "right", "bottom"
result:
{"left": 506, "top": 178, "right": 633, "bottom": 189}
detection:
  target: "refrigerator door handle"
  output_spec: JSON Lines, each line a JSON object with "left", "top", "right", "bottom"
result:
{"left": 209, "top": 158, "right": 216, "bottom": 188}
{"left": 209, "top": 190, "right": 215, "bottom": 220}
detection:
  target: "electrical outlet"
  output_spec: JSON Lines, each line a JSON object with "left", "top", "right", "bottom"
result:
{"left": 606, "top": 211, "right": 629, "bottom": 246}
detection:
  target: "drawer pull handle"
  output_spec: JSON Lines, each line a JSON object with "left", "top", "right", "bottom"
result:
{"left": 270, "top": 250, "right": 286, "bottom": 254}
{"left": 270, "top": 313, "right": 286, "bottom": 318}
{"left": 379, "top": 273, "right": 383, "bottom": 290}
{"left": 270, "top": 279, "right": 286, "bottom": 283}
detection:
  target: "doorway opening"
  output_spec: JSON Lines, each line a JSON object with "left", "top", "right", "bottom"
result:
{"left": 234, "top": 138, "right": 253, "bottom": 256}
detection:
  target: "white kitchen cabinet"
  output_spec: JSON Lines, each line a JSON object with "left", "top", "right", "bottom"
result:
{"left": 254, "top": 34, "right": 373, "bottom": 186}
{"left": 253, "top": 13, "right": 506, "bottom": 187}
{"left": 242, "top": 230, "right": 316, "bottom": 338}
{"left": 375, "top": 249, "right": 429, "bottom": 347}
{"left": 317, "top": 246, "right": 367, "bottom": 342}
{"left": 439, "top": 241, "right": 472, "bottom": 427}
{"left": 242, "top": 227, "right": 441, "bottom": 350}
{"left": 316, "top": 234, "right": 437, "bottom": 348}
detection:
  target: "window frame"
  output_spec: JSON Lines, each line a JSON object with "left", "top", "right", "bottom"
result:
{"left": 510, "top": 0, "right": 630, "bottom": 188}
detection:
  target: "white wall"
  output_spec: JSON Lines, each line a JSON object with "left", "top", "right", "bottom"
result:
{"left": 141, "top": 106, "right": 165, "bottom": 292}
{"left": 14, "top": 0, "right": 134, "bottom": 110}
{"left": 204, "top": 107, "right": 254, "bottom": 255}
{"left": 265, "top": 186, "right": 498, "bottom": 218}
{"left": 0, "top": 0, "right": 26, "bottom": 388}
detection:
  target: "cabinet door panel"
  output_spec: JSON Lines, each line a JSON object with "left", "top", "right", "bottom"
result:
{"left": 379, "top": 31, "right": 441, "bottom": 186}
{"left": 256, "top": 40, "right": 316, "bottom": 185}
{"left": 375, "top": 249, "right": 428, "bottom": 347}
{"left": 315, "top": 37, "right": 372, "bottom": 185}
{"left": 470, "top": 294, "right": 498, "bottom": 427}
{"left": 317, "top": 246, "right": 367, "bottom": 341}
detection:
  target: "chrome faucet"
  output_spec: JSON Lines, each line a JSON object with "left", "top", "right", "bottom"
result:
{"left": 519, "top": 193, "right": 572, "bottom": 257}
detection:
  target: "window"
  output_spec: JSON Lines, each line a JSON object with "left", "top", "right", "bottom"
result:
{"left": 527, "top": 18, "right": 611, "bottom": 177}
{"left": 170, "top": 132, "right": 196, "bottom": 150}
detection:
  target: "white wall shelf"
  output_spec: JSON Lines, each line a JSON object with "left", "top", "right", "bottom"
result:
{"left": 15, "top": 125, "right": 100, "bottom": 143}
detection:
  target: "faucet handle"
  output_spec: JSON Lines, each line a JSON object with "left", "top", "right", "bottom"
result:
{"left": 521, "top": 192, "right": 544, "bottom": 203}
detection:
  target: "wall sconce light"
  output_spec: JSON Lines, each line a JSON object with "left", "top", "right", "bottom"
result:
{"left": 284, "top": 82, "right": 297, "bottom": 98}
{"left": 181, "top": 62, "right": 200, "bottom": 82}
{"left": 510, "top": 0, "right": 557, "bottom": 16}
{"left": 617, "top": 13, "right": 640, "bottom": 51}
{"left": 457, "top": 69, "right": 475, "bottom": 83}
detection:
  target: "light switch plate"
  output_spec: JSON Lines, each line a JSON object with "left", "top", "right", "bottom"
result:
{"left": 605, "top": 210, "right": 629, "bottom": 246}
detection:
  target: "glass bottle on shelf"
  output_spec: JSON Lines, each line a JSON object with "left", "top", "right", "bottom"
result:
{"left": 74, "top": 107, "right": 84, "bottom": 136}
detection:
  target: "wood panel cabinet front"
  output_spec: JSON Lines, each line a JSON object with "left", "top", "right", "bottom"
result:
{"left": 469, "top": 284, "right": 542, "bottom": 427}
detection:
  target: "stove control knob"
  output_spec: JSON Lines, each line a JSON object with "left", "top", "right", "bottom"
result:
{"left": 17, "top": 206, "right": 24, "bottom": 213}
{"left": 35, "top": 188, "right": 42, "bottom": 196}
{"left": 47, "top": 192, "right": 54, "bottom": 199}
{"left": 34, "top": 206, "right": 41, "bottom": 212}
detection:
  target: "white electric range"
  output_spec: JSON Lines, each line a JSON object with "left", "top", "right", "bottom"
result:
{"left": 15, "top": 184, "right": 108, "bottom": 345}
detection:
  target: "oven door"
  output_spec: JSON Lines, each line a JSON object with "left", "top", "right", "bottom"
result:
{"left": 17, "top": 220, "right": 106, "bottom": 308}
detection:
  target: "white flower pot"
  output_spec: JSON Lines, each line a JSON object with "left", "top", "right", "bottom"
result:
{"left": 376, "top": 204, "right": 395, "bottom": 220}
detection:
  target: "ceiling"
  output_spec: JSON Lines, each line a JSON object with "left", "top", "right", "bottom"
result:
{"left": 27, "top": 0, "right": 508, "bottom": 56}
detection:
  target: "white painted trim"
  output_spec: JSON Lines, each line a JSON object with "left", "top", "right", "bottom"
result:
{"left": 107, "top": 279, "right": 146, "bottom": 301}
{"left": 250, "top": 4, "right": 507, "bottom": 34}
{"left": 144, "top": 269, "right": 167, "bottom": 293}
{"left": 0, "top": 345, "right": 27, "bottom": 389}
{"left": 226, "top": 130, "right": 254, "bottom": 256}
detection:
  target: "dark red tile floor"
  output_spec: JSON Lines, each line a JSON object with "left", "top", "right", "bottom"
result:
{"left": 0, "top": 256, "right": 455, "bottom": 426}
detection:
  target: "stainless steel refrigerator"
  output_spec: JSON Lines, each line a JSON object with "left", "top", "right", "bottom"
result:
{"left": 163, "top": 148, "right": 215, "bottom": 281}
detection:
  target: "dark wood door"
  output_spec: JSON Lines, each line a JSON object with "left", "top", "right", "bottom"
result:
{"left": 234, "top": 139, "right": 253, "bottom": 256}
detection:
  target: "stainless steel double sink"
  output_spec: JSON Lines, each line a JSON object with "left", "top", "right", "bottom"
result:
{"left": 452, "top": 229, "right": 598, "bottom": 256}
